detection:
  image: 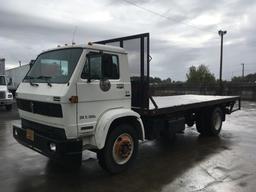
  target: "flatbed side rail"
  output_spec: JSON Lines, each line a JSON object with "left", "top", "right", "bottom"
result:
{"left": 145, "top": 96, "right": 242, "bottom": 117}
{"left": 225, "top": 97, "right": 241, "bottom": 114}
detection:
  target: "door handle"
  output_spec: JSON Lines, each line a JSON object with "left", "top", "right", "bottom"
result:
{"left": 116, "top": 84, "right": 124, "bottom": 89}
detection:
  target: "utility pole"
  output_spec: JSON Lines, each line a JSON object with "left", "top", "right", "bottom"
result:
{"left": 241, "top": 63, "right": 245, "bottom": 79}
{"left": 218, "top": 30, "right": 227, "bottom": 95}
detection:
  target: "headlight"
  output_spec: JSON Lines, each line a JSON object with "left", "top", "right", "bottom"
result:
{"left": 8, "top": 93, "right": 13, "bottom": 98}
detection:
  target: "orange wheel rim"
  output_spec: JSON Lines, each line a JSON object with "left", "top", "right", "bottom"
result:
{"left": 112, "top": 133, "right": 134, "bottom": 165}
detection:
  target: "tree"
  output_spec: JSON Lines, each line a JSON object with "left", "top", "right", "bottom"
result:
{"left": 149, "top": 77, "right": 162, "bottom": 84}
{"left": 149, "top": 77, "right": 173, "bottom": 84}
{"left": 231, "top": 73, "right": 256, "bottom": 83}
{"left": 162, "top": 77, "right": 172, "bottom": 84}
{"left": 231, "top": 76, "right": 243, "bottom": 83}
{"left": 186, "top": 64, "right": 216, "bottom": 84}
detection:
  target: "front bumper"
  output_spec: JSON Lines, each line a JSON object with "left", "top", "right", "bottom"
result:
{"left": 13, "top": 124, "right": 82, "bottom": 162}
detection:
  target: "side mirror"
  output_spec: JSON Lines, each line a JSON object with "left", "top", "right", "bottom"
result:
{"left": 29, "top": 60, "right": 35, "bottom": 69}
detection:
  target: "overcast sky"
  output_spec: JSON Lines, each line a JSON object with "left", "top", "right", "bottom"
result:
{"left": 0, "top": 0, "right": 256, "bottom": 81}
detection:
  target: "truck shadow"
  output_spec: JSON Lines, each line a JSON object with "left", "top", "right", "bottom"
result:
{"left": 13, "top": 130, "right": 233, "bottom": 192}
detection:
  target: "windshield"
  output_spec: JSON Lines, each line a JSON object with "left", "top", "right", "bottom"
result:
{"left": 0, "top": 76, "right": 6, "bottom": 85}
{"left": 24, "top": 48, "right": 83, "bottom": 84}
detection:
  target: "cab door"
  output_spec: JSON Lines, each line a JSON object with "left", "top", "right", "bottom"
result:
{"left": 76, "top": 51, "right": 128, "bottom": 135}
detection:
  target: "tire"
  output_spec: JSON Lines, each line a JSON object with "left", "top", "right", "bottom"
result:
{"left": 209, "top": 108, "right": 223, "bottom": 136}
{"left": 196, "top": 107, "right": 223, "bottom": 136}
{"left": 97, "top": 124, "right": 138, "bottom": 174}
{"left": 6, "top": 104, "right": 12, "bottom": 111}
{"left": 196, "top": 111, "right": 208, "bottom": 135}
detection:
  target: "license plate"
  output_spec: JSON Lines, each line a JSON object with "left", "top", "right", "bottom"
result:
{"left": 26, "top": 129, "right": 34, "bottom": 141}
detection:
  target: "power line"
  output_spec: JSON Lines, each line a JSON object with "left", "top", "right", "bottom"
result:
{"left": 121, "top": 0, "right": 217, "bottom": 35}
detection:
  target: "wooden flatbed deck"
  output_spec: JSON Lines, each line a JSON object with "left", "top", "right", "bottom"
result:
{"left": 146, "top": 95, "right": 240, "bottom": 116}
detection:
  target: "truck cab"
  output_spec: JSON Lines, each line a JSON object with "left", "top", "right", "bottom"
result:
{"left": 13, "top": 43, "right": 143, "bottom": 173}
{"left": 0, "top": 75, "right": 13, "bottom": 111}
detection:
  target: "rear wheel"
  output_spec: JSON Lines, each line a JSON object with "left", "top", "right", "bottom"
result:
{"left": 196, "top": 112, "right": 207, "bottom": 135}
{"left": 196, "top": 107, "right": 223, "bottom": 136}
{"left": 97, "top": 124, "right": 138, "bottom": 174}
{"left": 209, "top": 108, "right": 223, "bottom": 135}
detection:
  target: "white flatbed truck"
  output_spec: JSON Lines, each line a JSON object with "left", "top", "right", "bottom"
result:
{"left": 13, "top": 33, "right": 240, "bottom": 173}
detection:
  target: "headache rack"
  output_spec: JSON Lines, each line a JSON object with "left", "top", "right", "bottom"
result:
{"left": 95, "top": 33, "right": 151, "bottom": 114}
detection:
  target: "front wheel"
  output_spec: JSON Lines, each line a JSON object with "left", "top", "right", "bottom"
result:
{"left": 97, "top": 124, "right": 138, "bottom": 174}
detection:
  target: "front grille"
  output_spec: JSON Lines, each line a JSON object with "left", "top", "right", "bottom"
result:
{"left": 16, "top": 98, "right": 63, "bottom": 118}
{"left": 21, "top": 118, "right": 66, "bottom": 140}
{"left": 0, "top": 91, "right": 5, "bottom": 99}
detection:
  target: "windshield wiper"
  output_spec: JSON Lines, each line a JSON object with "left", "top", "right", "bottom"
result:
{"left": 25, "top": 76, "right": 39, "bottom": 87}
{"left": 37, "top": 76, "right": 52, "bottom": 87}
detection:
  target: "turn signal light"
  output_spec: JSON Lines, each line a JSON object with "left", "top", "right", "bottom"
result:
{"left": 69, "top": 96, "right": 78, "bottom": 103}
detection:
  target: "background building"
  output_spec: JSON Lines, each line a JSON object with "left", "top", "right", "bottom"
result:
{"left": 0, "top": 58, "right": 5, "bottom": 75}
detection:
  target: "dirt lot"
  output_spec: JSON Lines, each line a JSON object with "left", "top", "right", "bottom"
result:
{"left": 0, "top": 101, "right": 256, "bottom": 192}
